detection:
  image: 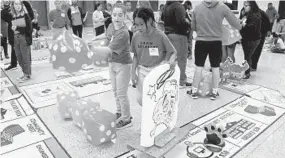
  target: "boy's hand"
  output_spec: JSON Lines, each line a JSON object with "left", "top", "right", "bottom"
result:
{"left": 132, "top": 73, "right": 138, "bottom": 88}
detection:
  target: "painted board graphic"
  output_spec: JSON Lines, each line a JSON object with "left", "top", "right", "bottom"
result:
{"left": 192, "top": 109, "right": 267, "bottom": 147}
{"left": 32, "top": 56, "right": 50, "bottom": 65}
{"left": 224, "top": 96, "right": 285, "bottom": 125}
{"left": 164, "top": 127, "right": 240, "bottom": 158}
{"left": 1, "top": 97, "right": 34, "bottom": 123}
{"left": 1, "top": 77, "right": 14, "bottom": 88}
{"left": 247, "top": 87, "right": 285, "bottom": 109}
{"left": 64, "top": 71, "right": 112, "bottom": 98}
{"left": 20, "top": 80, "right": 74, "bottom": 108}
{"left": 0, "top": 78, "right": 20, "bottom": 101}
{"left": 141, "top": 64, "right": 180, "bottom": 147}
{"left": 220, "top": 80, "right": 261, "bottom": 94}
{"left": 0, "top": 114, "right": 52, "bottom": 154}
{"left": 1, "top": 141, "right": 54, "bottom": 158}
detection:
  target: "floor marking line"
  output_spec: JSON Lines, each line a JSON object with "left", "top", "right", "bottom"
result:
{"left": 34, "top": 111, "right": 73, "bottom": 158}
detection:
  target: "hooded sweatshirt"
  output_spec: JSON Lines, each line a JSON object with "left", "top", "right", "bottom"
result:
{"left": 161, "top": 1, "right": 190, "bottom": 36}
{"left": 192, "top": 0, "right": 241, "bottom": 41}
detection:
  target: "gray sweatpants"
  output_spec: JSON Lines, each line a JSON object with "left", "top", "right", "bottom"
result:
{"left": 14, "top": 34, "right": 31, "bottom": 75}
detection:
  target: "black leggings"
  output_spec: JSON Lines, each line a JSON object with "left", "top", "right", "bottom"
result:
{"left": 72, "top": 25, "right": 83, "bottom": 38}
{"left": 1, "top": 37, "right": 8, "bottom": 56}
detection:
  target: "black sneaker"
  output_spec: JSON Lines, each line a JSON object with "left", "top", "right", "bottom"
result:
{"left": 187, "top": 90, "right": 199, "bottom": 99}
{"left": 180, "top": 82, "right": 192, "bottom": 87}
{"left": 210, "top": 92, "right": 219, "bottom": 100}
{"left": 4, "top": 65, "right": 17, "bottom": 71}
{"left": 116, "top": 113, "right": 121, "bottom": 120}
{"left": 116, "top": 113, "right": 133, "bottom": 121}
{"left": 5, "top": 55, "right": 9, "bottom": 59}
{"left": 116, "top": 119, "right": 133, "bottom": 130}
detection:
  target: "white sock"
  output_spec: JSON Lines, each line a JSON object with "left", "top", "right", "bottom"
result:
{"left": 212, "top": 88, "right": 218, "bottom": 94}
{"left": 192, "top": 87, "right": 198, "bottom": 93}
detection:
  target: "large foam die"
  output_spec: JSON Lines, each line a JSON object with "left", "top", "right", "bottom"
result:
{"left": 82, "top": 108, "right": 117, "bottom": 146}
{"left": 57, "top": 91, "right": 79, "bottom": 120}
{"left": 88, "top": 39, "right": 111, "bottom": 67}
{"left": 70, "top": 99, "right": 100, "bottom": 129}
{"left": 49, "top": 30, "right": 93, "bottom": 73}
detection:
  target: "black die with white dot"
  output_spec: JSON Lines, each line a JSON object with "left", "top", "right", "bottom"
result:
{"left": 82, "top": 108, "right": 117, "bottom": 146}
{"left": 49, "top": 31, "right": 93, "bottom": 73}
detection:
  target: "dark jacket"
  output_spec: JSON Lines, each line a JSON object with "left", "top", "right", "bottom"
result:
{"left": 23, "top": 1, "right": 34, "bottom": 20}
{"left": 2, "top": 1, "right": 34, "bottom": 45}
{"left": 1, "top": 9, "right": 9, "bottom": 37}
{"left": 260, "top": 9, "right": 271, "bottom": 36}
{"left": 240, "top": 10, "right": 262, "bottom": 41}
{"left": 67, "top": 6, "right": 85, "bottom": 26}
{"left": 13, "top": 14, "right": 33, "bottom": 46}
{"left": 161, "top": 1, "right": 190, "bottom": 36}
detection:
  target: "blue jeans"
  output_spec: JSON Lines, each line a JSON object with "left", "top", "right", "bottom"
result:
{"left": 109, "top": 62, "right": 132, "bottom": 121}
{"left": 167, "top": 34, "right": 188, "bottom": 84}
{"left": 14, "top": 34, "right": 31, "bottom": 75}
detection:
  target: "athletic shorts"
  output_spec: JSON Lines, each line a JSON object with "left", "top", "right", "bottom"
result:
{"left": 194, "top": 40, "right": 222, "bottom": 68}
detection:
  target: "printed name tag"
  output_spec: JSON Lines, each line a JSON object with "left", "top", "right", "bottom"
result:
{"left": 61, "top": 13, "right": 65, "bottom": 17}
{"left": 149, "top": 48, "right": 159, "bottom": 56}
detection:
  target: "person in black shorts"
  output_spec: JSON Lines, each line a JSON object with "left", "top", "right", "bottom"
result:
{"left": 190, "top": 0, "right": 241, "bottom": 100}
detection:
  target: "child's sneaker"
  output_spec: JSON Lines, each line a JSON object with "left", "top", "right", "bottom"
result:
{"left": 210, "top": 92, "right": 219, "bottom": 100}
{"left": 187, "top": 90, "right": 199, "bottom": 99}
{"left": 116, "top": 113, "right": 133, "bottom": 122}
{"left": 17, "top": 75, "right": 25, "bottom": 80}
{"left": 116, "top": 119, "right": 133, "bottom": 130}
{"left": 19, "top": 75, "right": 31, "bottom": 83}
{"left": 116, "top": 113, "right": 121, "bottom": 120}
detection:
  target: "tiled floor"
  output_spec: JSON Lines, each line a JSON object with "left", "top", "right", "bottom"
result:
{"left": 1, "top": 27, "right": 285, "bottom": 158}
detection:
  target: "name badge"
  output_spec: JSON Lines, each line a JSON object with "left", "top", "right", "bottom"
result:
{"left": 149, "top": 48, "right": 159, "bottom": 56}
{"left": 61, "top": 13, "right": 65, "bottom": 17}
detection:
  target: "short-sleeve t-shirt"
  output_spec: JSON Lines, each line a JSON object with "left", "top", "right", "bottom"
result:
{"left": 130, "top": 29, "right": 176, "bottom": 67}
{"left": 106, "top": 23, "right": 132, "bottom": 64}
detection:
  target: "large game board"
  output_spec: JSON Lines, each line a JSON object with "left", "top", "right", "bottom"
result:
{"left": 1, "top": 45, "right": 285, "bottom": 158}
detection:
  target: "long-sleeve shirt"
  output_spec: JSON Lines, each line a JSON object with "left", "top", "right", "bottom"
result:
{"left": 162, "top": 1, "right": 190, "bottom": 36}
{"left": 92, "top": 10, "right": 104, "bottom": 28}
{"left": 192, "top": 0, "right": 241, "bottom": 41}
{"left": 240, "top": 11, "right": 262, "bottom": 41}
{"left": 266, "top": 7, "right": 279, "bottom": 23}
{"left": 260, "top": 10, "right": 271, "bottom": 36}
